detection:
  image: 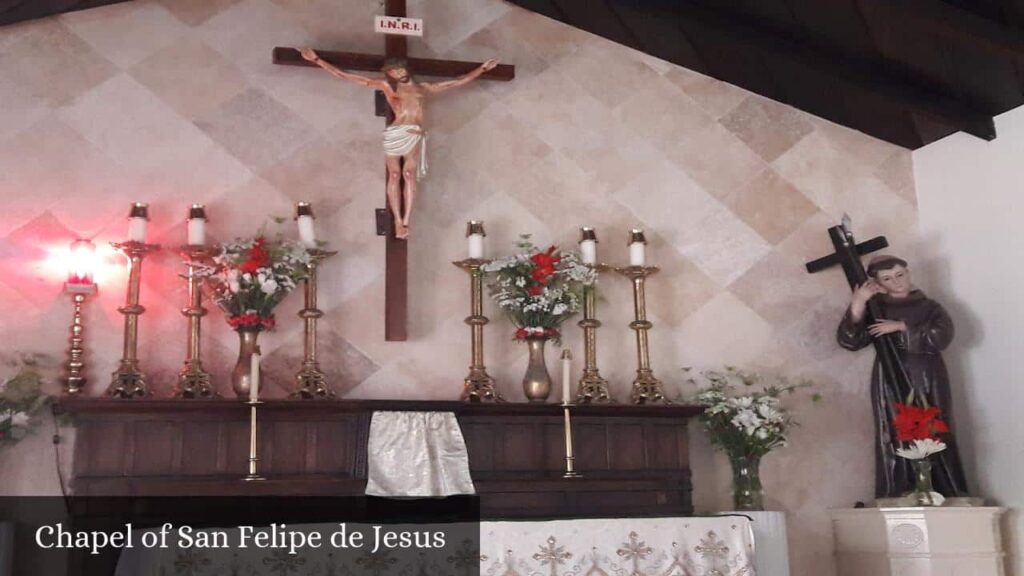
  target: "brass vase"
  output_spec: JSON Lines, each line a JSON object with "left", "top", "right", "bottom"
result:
{"left": 231, "top": 328, "right": 261, "bottom": 399}
{"left": 521, "top": 337, "right": 552, "bottom": 403}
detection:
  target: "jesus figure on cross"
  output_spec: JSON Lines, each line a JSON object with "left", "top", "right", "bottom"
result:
{"left": 300, "top": 48, "right": 497, "bottom": 239}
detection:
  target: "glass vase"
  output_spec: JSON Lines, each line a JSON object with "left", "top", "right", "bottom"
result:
{"left": 729, "top": 453, "right": 765, "bottom": 511}
{"left": 231, "top": 328, "right": 261, "bottom": 399}
{"left": 521, "top": 337, "right": 552, "bottom": 403}
{"left": 909, "top": 458, "right": 941, "bottom": 506}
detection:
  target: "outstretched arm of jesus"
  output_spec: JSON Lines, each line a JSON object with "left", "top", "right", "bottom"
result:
{"left": 300, "top": 48, "right": 389, "bottom": 91}
{"left": 423, "top": 59, "right": 498, "bottom": 94}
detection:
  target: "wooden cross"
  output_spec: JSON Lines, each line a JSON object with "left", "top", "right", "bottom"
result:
{"left": 805, "top": 216, "right": 918, "bottom": 400}
{"left": 273, "top": 0, "right": 514, "bottom": 342}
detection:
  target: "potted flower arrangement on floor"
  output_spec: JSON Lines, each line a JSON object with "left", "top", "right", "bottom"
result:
{"left": 484, "top": 236, "right": 595, "bottom": 402}
{"left": 206, "top": 234, "right": 310, "bottom": 398}
{"left": 689, "top": 367, "right": 817, "bottom": 511}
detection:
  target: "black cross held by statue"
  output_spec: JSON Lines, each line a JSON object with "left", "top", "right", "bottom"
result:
{"left": 805, "top": 216, "right": 918, "bottom": 401}
{"left": 271, "top": 0, "right": 514, "bottom": 342}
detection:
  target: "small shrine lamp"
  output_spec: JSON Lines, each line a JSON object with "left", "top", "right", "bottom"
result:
{"left": 63, "top": 238, "right": 99, "bottom": 395}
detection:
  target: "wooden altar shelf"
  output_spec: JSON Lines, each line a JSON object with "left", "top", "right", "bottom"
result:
{"left": 58, "top": 399, "right": 701, "bottom": 519}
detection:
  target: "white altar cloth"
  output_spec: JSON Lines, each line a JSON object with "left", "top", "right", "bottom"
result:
{"left": 483, "top": 516, "right": 756, "bottom": 576}
{"left": 365, "top": 411, "right": 475, "bottom": 497}
{"left": 114, "top": 517, "right": 757, "bottom": 576}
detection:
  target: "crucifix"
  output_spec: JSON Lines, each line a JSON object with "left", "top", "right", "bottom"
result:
{"left": 272, "top": 0, "right": 515, "bottom": 342}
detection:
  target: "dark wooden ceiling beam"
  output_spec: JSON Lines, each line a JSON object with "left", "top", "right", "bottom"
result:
{"left": 885, "top": 0, "right": 1024, "bottom": 58}
{"left": 668, "top": 1, "right": 996, "bottom": 141}
{"left": 0, "top": 0, "right": 131, "bottom": 27}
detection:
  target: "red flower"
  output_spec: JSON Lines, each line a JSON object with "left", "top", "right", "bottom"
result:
{"left": 530, "top": 246, "right": 561, "bottom": 272}
{"left": 239, "top": 237, "right": 271, "bottom": 274}
{"left": 893, "top": 403, "right": 949, "bottom": 442}
{"left": 527, "top": 285, "right": 544, "bottom": 296}
{"left": 227, "top": 313, "right": 275, "bottom": 331}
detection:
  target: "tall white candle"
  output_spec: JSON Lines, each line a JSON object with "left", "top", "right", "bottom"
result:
{"left": 628, "top": 229, "right": 647, "bottom": 266}
{"left": 580, "top": 239, "right": 596, "bottom": 265}
{"left": 127, "top": 203, "right": 148, "bottom": 242}
{"left": 466, "top": 221, "right": 486, "bottom": 259}
{"left": 250, "top": 349, "right": 260, "bottom": 403}
{"left": 187, "top": 205, "right": 206, "bottom": 246}
{"left": 468, "top": 234, "right": 484, "bottom": 259}
{"left": 561, "top": 349, "right": 572, "bottom": 404}
{"left": 295, "top": 202, "right": 317, "bottom": 249}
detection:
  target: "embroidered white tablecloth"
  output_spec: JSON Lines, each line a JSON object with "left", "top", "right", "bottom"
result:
{"left": 114, "top": 517, "right": 757, "bottom": 576}
{"left": 481, "top": 516, "right": 756, "bottom": 576}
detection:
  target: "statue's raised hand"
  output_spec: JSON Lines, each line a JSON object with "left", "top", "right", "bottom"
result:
{"left": 300, "top": 48, "right": 319, "bottom": 62}
{"left": 482, "top": 59, "right": 498, "bottom": 72}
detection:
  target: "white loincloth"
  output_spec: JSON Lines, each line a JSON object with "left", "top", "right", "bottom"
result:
{"left": 383, "top": 123, "right": 427, "bottom": 180}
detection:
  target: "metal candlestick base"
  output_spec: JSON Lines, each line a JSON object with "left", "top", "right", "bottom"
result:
{"left": 63, "top": 284, "right": 97, "bottom": 395}
{"left": 454, "top": 258, "right": 502, "bottom": 403}
{"left": 615, "top": 265, "right": 670, "bottom": 405}
{"left": 562, "top": 402, "right": 583, "bottom": 478}
{"left": 177, "top": 245, "right": 217, "bottom": 398}
{"left": 293, "top": 249, "right": 337, "bottom": 399}
{"left": 577, "top": 264, "right": 612, "bottom": 403}
{"left": 108, "top": 240, "right": 159, "bottom": 399}
{"left": 244, "top": 400, "right": 265, "bottom": 481}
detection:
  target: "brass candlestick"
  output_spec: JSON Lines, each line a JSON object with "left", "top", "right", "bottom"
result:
{"left": 577, "top": 264, "right": 611, "bottom": 403}
{"left": 562, "top": 402, "right": 582, "bottom": 478}
{"left": 244, "top": 399, "right": 265, "bottom": 481}
{"left": 293, "top": 248, "right": 337, "bottom": 399}
{"left": 453, "top": 258, "right": 501, "bottom": 402}
{"left": 176, "top": 246, "right": 216, "bottom": 398}
{"left": 63, "top": 283, "right": 97, "bottom": 395}
{"left": 108, "top": 240, "right": 160, "bottom": 398}
{"left": 615, "top": 265, "right": 669, "bottom": 404}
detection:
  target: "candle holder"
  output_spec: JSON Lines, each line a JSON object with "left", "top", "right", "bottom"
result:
{"left": 614, "top": 265, "right": 669, "bottom": 404}
{"left": 453, "top": 258, "right": 501, "bottom": 402}
{"left": 577, "top": 264, "right": 612, "bottom": 403}
{"left": 107, "top": 240, "right": 160, "bottom": 398}
{"left": 63, "top": 283, "right": 97, "bottom": 395}
{"left": 561, "top": 402, "right": 582, "bottom": 478}
{"left": 293, "top": 248, "right": 337, "bottom": 399}
{"left": 244, "top": 399, "right": 265, "bottom": 481}
{"left": 176, "top": 246, "right": 216, "bottom": 398}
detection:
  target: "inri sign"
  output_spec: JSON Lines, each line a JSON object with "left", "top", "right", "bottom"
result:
{"left": 374, "top": 15, "right": 424, "bottom": 37}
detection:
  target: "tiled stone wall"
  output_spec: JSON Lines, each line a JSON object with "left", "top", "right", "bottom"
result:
{"left": 0, "top": 1, "right": 921, "bottom": 574}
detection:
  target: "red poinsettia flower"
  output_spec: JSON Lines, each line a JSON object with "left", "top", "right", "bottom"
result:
{"left": 527, "top": 285, "right": 544, "bottom": 296}
{"left": 239, "top": 237, "right": 271, "bottom": 274}
{"left": 893, "top": 403, "right": 949, "bottom": 442}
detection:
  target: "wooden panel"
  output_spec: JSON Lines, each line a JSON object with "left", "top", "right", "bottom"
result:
{"left": 61, "top": 399, "right": 698, "bottom": 517}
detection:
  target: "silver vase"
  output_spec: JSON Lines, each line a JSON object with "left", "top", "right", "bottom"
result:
{"left": 522, "top": 337, "right": 552, "bottom": 403}
{"left": 231, "top": 328, "right": 261, "bottom": 399}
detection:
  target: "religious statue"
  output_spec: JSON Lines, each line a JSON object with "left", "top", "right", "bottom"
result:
{"left": 837, "top": 255, "right": 969, "bottom": 498}
{"left": 299, "top": 48, "right": 498, "bottom": 240}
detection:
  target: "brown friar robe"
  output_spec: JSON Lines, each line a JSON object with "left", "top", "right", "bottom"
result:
{"left": 837, "top": 290, "right": 969, "bottom": 498}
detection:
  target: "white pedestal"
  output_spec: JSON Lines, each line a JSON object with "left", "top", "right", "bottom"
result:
{"left": 719, "top": 511, "right": 791, "bottom": 576}
{"left": 831, "top": 507, "right": 1006, "bottom": 576}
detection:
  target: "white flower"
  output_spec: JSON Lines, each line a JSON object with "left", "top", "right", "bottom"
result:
{"left": 896, "top": 438, "right": 947, "bottom": 460}
{"left": 10, "top": 411, "right": 29, "bottom": 427}
{"left": 731, "top": 409, "right": 763, "bottom": 436}
{"left": 260, "top": 278, "right": 279, "bottom": 294}
{"left": 228, "top": 281, "right": 240, "bottom": 294}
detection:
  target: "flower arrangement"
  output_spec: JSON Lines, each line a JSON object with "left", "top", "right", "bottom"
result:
{"left": 691, "top": 368, "right": 814, "bottom": 457}
{"left": 892, "top": 401, "right": 951, "bottom": 505}
{"left": 207, "top": 235, "right": 311, "bottom": 331}
{"left": 893, "top": 403, "right": 949, "bottom": 460}
{"left": 689, "top": 367, "right": 817, "bottom": 510}
{"left": 1, "top": 368, "right": 51, "bottom": 446}
{"left": 482, "top": 236, "right": 595, "bottom": 343}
